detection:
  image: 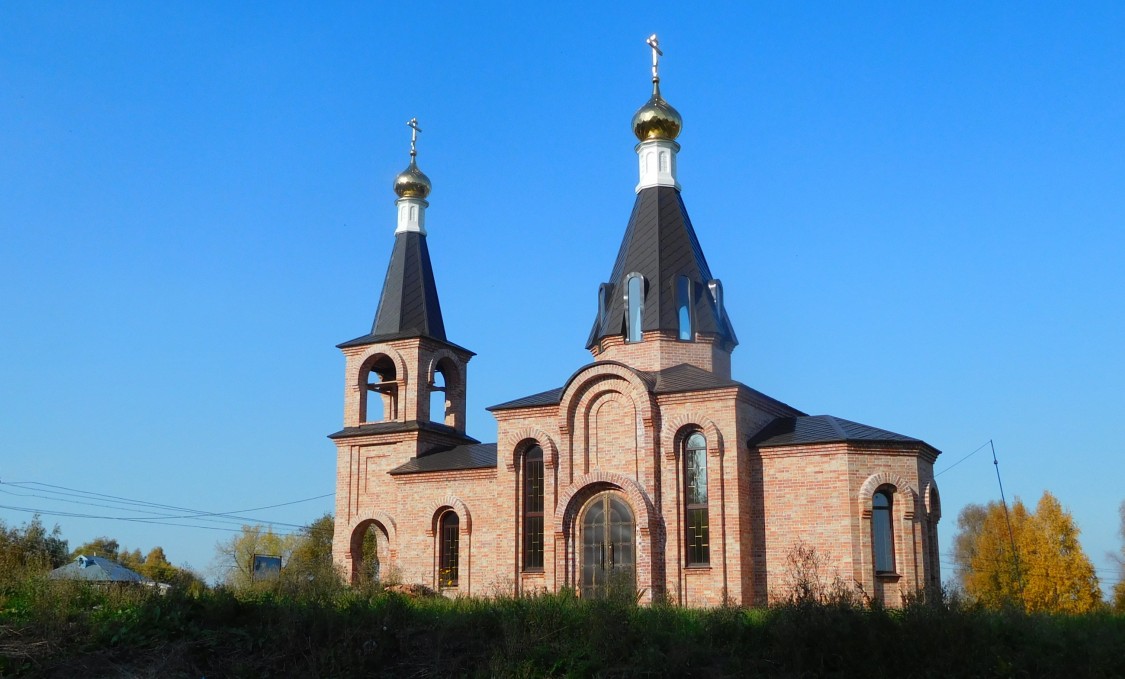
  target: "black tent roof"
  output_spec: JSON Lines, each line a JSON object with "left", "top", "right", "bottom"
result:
{"left": 340, "top": 231, "right": 446, "bottom": 348}
{"left": 587, "top": 186, "right": 737, "bottom": 349}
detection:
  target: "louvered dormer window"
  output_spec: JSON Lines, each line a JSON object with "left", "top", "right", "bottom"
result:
{"left": 626, "top": 273, "right": 645, "bottom": 342}
{"left": 677, "top": 276, "right": 692, "bottom": 340}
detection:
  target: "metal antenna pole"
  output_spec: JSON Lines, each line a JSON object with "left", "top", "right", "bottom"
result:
{"left": 991, "top": 439, "right": 1024, "bottom": 596}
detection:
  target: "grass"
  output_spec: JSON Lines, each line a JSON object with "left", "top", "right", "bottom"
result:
{"left": 2, "top": 572, "right": 1125, "bottom": 677}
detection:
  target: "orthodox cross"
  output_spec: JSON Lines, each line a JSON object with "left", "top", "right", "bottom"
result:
{"left": 646, "top": 34, "right": 663, "bottom": 84}
{"left": 407, "top": 117, "right": 422, "bottom": 157}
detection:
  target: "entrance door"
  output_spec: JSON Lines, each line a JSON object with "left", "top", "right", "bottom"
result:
{"left": 579, "top": 492, "right": 635, "bottom": 598}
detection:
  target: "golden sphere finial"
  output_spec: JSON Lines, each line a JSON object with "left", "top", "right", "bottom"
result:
{"left": 393, "top": 117, "right": 431, "bottom": 199}
{"left": 632, "top": 34, "right": 682, "bottom": 141}
{"left": 632, "top": 83, "right": 683, "bottom": 141}
{"left": 393, "top": 157, "right": 431, "bottom": 199}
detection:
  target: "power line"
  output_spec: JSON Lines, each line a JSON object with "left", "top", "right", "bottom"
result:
{"left": 934, "top": 440, "right": 992, "bottom": 477}
{"left": 2, "top": 480, "right": 331, "bottom": 528}
{"left": 0, "top": 479, "right": 333, "bottom": 535}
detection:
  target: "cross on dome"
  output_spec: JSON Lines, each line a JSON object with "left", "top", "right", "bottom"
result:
{"left": 646, "top": 34, "right": 662, "bottom": 84}
{"left": 407, "top": 117, "right": 423, "bottom": 158}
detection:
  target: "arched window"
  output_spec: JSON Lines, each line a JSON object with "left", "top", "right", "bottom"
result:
{"left": 676, "top": 276, "right": 692, "bottom": 340}
{"left": 626, "top": 273, "right": 645, "bottom": 343}
{"left": 523, "top": 446, "right": 545, "bottom": 570}
{"left": 362, "top": 355, "right": 397, "bottom": 422}
{"left": 872, "top": 489, "right": 895, "bottom": 574}
{"left": 684, "top": 431, "right": 709, "bottom": 565}
{"left": 438, "top": 511, "right": 459, "bottom": 588}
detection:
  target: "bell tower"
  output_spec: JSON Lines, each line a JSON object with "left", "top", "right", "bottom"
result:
{"left": 331, "top": 118, "right": 476, "bottom": 458}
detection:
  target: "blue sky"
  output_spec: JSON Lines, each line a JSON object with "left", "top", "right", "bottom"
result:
{"left": 2, "top": 3, "right": 1123, "bottom": 588}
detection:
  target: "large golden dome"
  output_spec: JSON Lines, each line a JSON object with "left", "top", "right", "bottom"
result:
{"left": 393, "top": 158, "right": 431, "bottom": 199}
{"left": 632, "top": 83, "right": 682, "bottom": 142}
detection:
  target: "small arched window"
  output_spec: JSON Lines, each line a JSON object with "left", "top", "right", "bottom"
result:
{"left": 438, "top": 511, "right": 459, "bottom": 588}
{"left": 626, "top": 274, "right": 645, "bottom": 343}
{"left": 684, "top": 431, "right": 709, "bottom": 565}
{"left": 872, "top": 490, "right": 895, "bottom": 574}
{"left": 362, "top": 355, "right": 397, "bottom": 422}
{"left": 676, "top": 276, "right": 692, "bottom": 340}
{"left": 523, "top": 446, "right": 545, "bottom": 570}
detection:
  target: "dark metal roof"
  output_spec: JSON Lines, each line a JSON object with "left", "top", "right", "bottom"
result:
{"left": 587, "top": 186, "right": 737, "bottom": 349}
{"left": 49, "top": 556, "right": 150, "bottom": 583}
{"left": 749, "top": 415, "right": 931, "bottom": 450}
{"left": 388, "top": 443, "right": 498, "bottom": 475}
{"left": 328, "top": 419, "right": 480, "bottom": 443}
{"left": 354, "top": 230, "right": 446, "bottom": 345}
{"left": 337, "top": 331, "right": 475, "bottom": 354}
{"left": 486, "top": 387, "right": 565, "bottom": 412}
{"left": 487, "top": 362, "right": 802, "bottom": 414}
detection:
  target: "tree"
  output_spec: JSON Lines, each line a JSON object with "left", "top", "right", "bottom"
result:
{"left": 286, "top": 514, "right": 334, "bottom": 575}
{"left": 70, "top": 536, "right": 121, "bottom": 561}
{"left": 284, "top": 513, "right": 343, "bottom": 593}
{"left": 213, "top": 524, "right": 297, "bottom": 589}
{"left": 1114, "top": 501, "right": 1125, "bottom": 613}
{"left": 953, "top": 491, "right": 1101, "bottom": 613}
{"left": 0, "top": 515, "right": 69, "bottom": 573}
{"left": 139, "top": 546, "right": 179, "bottom": 583}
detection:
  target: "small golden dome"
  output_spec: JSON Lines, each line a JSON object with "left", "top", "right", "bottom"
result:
{"left": 632, "top": 83, "right": 682, "bottom": 141}
{"left": 393, "top": 158, "right": 431, "bottom": 199}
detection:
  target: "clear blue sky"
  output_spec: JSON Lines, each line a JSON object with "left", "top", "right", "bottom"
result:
{"left": 2, "top": 3, "right": 1123, "bottom": 588}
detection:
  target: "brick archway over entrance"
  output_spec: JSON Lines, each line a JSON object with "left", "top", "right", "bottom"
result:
{"left": 553, "top": 471, "right": 663, "bottom": 602}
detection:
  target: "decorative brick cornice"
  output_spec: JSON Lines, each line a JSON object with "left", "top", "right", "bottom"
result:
{"left": 923, "top": 481, "right": 941, "bottom": 521}
{"left": 344, "top": 510, "right": 398, "bottom": 553}
{"left": 553, "top": 471, "right": 656, "bottom": 532}
{"left": 431, "top": 495, "right": 473, "bottom": 534}
{"left": 858, "top": 472, "right": 917, "bottom": 519}
{"left": 424, "top": 348, "right": 464, "bottom": 385}
{"left": 504, "top": 428, "right": 560, "bottom": 470}
{"left": 661, "top": 413, "right": 724, "bottom": 460}
{"left": 355, "top": 345, "right": 410, "bottom": 385}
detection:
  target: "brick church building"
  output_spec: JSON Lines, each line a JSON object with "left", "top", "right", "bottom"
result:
{"left": 330, "top": 39, "right": 942, "bottom": 607}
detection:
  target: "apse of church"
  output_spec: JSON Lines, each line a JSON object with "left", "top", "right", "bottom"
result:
{"left": 330, "top": 37, "right": 942, "bottom": 607}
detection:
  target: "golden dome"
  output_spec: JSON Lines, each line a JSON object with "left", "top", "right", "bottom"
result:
{"left": 393, "top": 158, "right": 431, "bottom": 199}
{"left": 632, "top": 83, "right": 682, "bottom": 141}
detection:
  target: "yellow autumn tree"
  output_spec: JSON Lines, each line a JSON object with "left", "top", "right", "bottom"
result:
{"left": 1113, "top": 500, "right": 1125, "bottom": 613}
{"left": 954, "top": 491, "right": 1101, "bottom": 613}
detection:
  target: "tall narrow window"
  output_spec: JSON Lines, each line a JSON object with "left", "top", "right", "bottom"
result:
{"left": 626, "top": 274, "right": 644, "bottom": 342}
{"left": 684, "top": 432, "right": 709, "bottom": 565}
{"left": 523, "top": 446, "right": 545, "bottom": 570}
{"left": 677, "top": 276, "right": 692, "bottom": 340}
{"left": 439, "top": 511, "right": 459, "bottom": 587}
{"left": 597, "top": 283, "right": 611, "bottom": 328}
{"left": 873, "top": 490, "right": 894, "bottom": 574}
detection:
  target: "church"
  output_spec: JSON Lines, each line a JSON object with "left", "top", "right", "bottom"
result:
{"left": 329, "top": 37, "right": 942, "bottom": 607}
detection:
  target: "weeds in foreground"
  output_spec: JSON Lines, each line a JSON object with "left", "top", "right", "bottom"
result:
{"left": 2, "top": 572, "right": 1125, "bottom": 677}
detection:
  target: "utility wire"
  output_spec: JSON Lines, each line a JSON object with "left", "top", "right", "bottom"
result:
{"left": 935, "top": 440, "right": 992, "bottom": 477}
{"left": 0, "top": 480, "right": 331, "bottom": 529}
{"left": 0, "top": 480, "right": 333, "bottom": 535}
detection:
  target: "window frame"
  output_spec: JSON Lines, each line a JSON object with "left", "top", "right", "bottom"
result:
{"left": 625, "top": 273, "right": 645, "bottom": 343}
{"left": 676, "top": 275, "right": 693, "bottom": 341}
{"left": 522, "top": 446, "right": 545, "bottom": 571}
{"left": 683, "top": 431, "right": 710, "bottom": 566}
{"left": 872, "top": 488, "right": 895, "bottom": 575}
{"left": 438, "top": 510, "right": 460, "bottom": 588}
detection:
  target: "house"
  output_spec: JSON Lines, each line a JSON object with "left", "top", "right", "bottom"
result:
{"left": 329, "top": 38, "right": 942, "bottom": 606}
{"left": 49, "top": 555, "right": 149, "bottom": 584}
